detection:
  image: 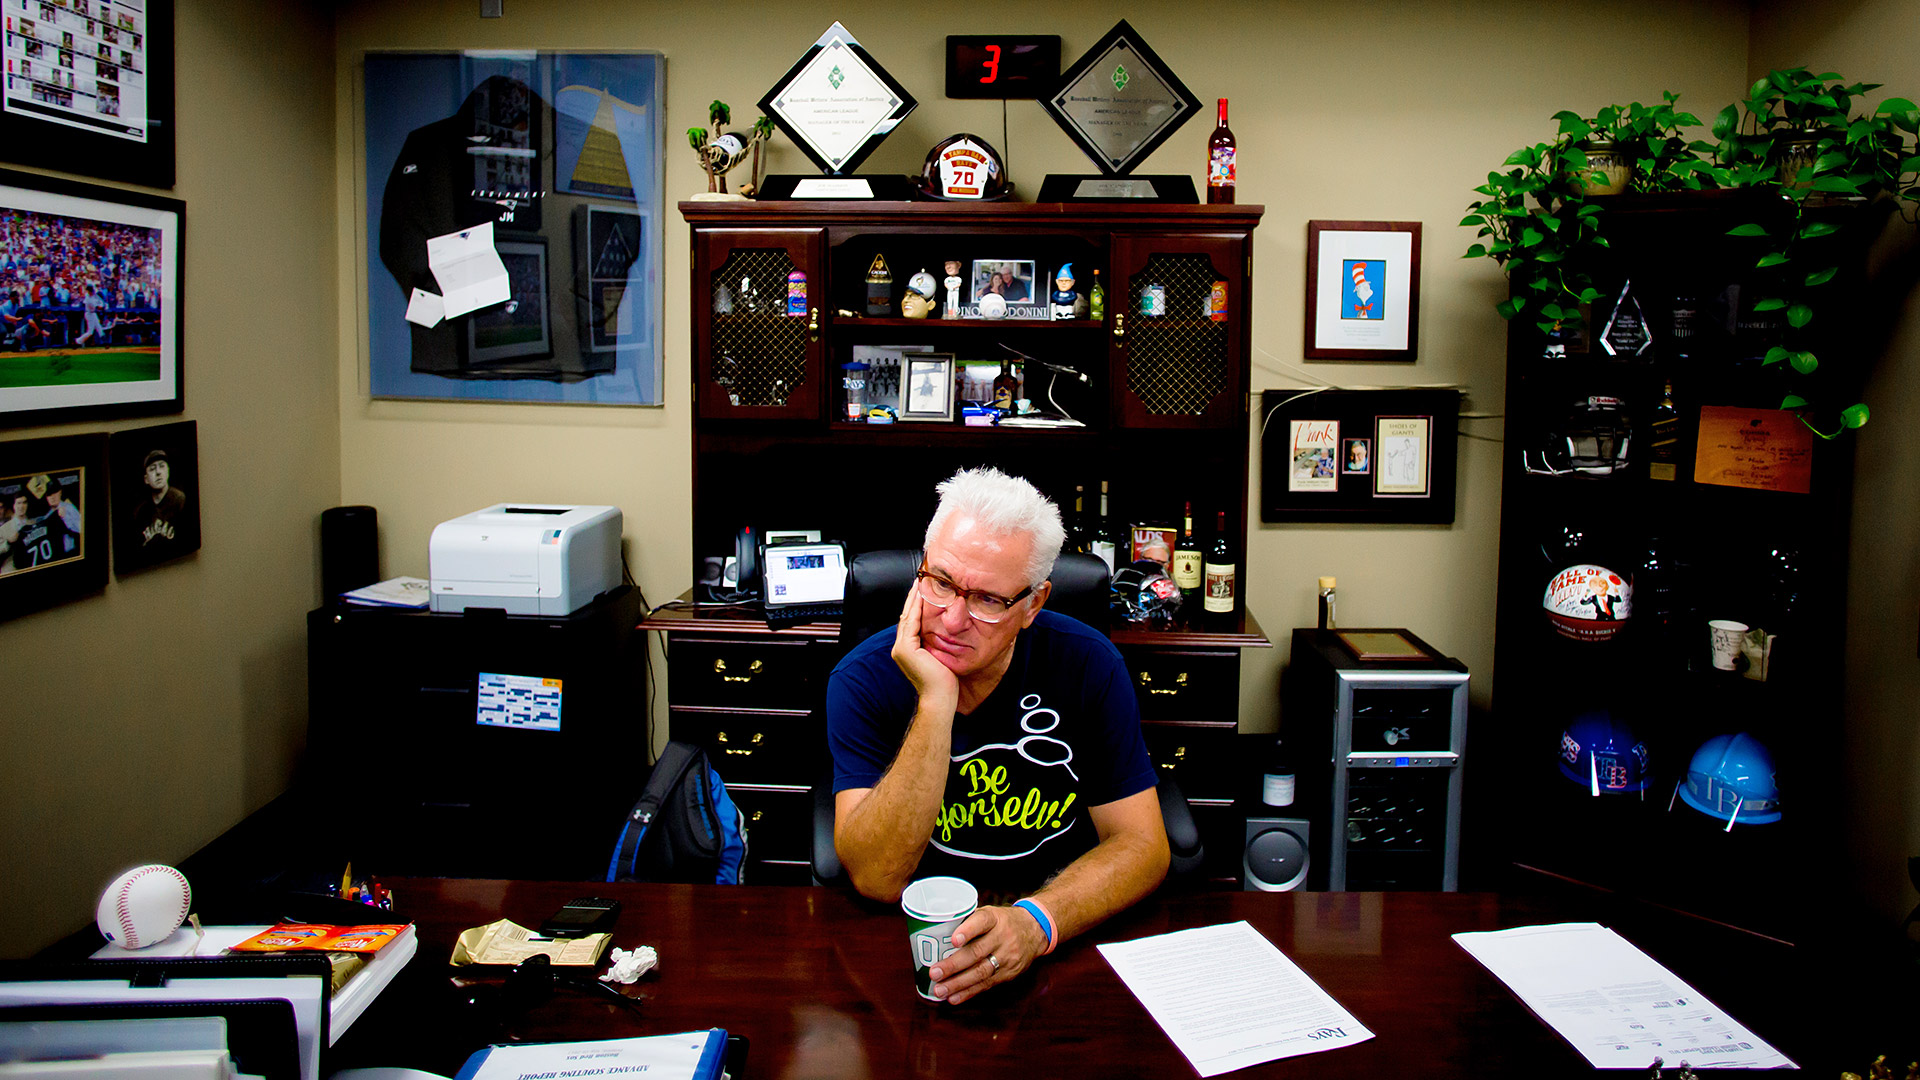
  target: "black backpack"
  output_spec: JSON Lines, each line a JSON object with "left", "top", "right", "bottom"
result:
{"left": 606, "top": 741, "right": 748, "bottom": 884}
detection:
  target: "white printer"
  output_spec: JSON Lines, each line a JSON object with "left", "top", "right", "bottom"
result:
{"left": 429, "top": 504, "right": 622, "bottom": 615}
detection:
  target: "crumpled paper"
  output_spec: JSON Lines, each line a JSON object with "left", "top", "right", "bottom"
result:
{"left": 599, "top": 945, "right": 658, "bottom": 984}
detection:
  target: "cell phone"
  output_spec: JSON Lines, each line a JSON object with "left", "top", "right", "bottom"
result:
{"left": 539, "top": 897, "right": 622, "bottom": 937}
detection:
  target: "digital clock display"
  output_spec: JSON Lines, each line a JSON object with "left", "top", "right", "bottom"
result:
{"left": 945, "top": 35, "right": 1060, "bottom": 100}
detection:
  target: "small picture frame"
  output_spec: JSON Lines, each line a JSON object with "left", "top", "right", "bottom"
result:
{"left": 850, "top": 343, "right": 927, "bottom": 414}
{"left": 969, "top": 258, "right": 1038, "bottom": 306}
{"left": 1288, "top": 419, "right": 1340, "bottom": 493}
{"left": 465, "top": 237, "right": 553, "bottom": 365}
{"left": 1304, "top": 220, "right": 1422, "bottom": 361}
{"left": 110, "top": 420, "right": 200, "bottom": 573}
{"left": 1374, "top": 415, "right": 1432, "bottom": 496}
{"left": 1342, "top": 438, "right": 1371, "bottom": 474}
{"left": 900, "top": 352, "right": 956, "bottom": 421}
{"left": 0, "top": 432, "right": 108, "bottom": 621}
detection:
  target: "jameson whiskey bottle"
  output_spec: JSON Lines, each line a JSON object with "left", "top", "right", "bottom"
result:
{"left": 1172, "top": 502, "right": 1203, "bottom": 592}
{"left": 1206, "top": 99, "right": 1236, "bottom": 204}
{"left": 1203, "top": 511, "right": 1237, "bottom": 614}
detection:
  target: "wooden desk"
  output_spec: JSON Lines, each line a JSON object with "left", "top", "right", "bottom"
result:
{"left": 329, "top": 879, "right": 1904, "bottom": 1078}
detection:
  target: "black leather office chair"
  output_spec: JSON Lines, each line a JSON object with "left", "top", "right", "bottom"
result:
{"left": 810, "top": 549, "right": 1205, "bottom": 886}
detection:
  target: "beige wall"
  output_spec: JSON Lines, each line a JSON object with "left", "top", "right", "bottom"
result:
{"left": 334, "top": 0, "right": 1749, "bottom": 734}
{"left": 0, "top": 0, "right": 339, "bottom": 955}
{"left": 1750, "top": 0, "right": 1920, "bottom": 926}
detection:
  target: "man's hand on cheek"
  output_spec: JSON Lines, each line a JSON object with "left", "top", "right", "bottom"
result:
{"left": 926, "top": 904, "right": 1048, "bottom": 1005}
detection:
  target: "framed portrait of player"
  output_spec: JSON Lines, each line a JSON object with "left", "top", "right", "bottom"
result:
{"left": 0, "top": 432, "right": 108, "bottom": 622}
{"left": 0, "top": 168, "right": 183, "bottom": 427}
{"left": 0, "top": 0, "right": 174, "bottom": 187}
{"left": 109, "top": 420, "right": 199, "bottom": 574}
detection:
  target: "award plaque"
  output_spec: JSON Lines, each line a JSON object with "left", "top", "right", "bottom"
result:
{"left": 1037, "top": 20, "right": 1200, "bottom": 202}
{"left": 758, "top": 22, "right": 917, "bottom": 188}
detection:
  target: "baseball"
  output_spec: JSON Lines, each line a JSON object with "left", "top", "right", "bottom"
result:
{"left": 96, "top": 864, "right": 192, "bottom": 949}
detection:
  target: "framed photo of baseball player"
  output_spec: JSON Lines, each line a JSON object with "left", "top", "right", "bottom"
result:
{"left": 1304, "top": 220, "right": 1421, "bottom": 361}
{"left": 0, "top": 168, "right": 184, "bottom": 426}
{"left": 0, "top": 431, "right": 108, "bottom": 622}
{"left": 109, "top": 420, "right": 199, "bottom": 574}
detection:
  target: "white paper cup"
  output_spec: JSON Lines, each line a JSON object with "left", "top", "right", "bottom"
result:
{"left": 1708, "top": 619, "right": 1749, "bottom": 670}
{"left": 901, "top": 876, "right": 977, "bottom": 1002}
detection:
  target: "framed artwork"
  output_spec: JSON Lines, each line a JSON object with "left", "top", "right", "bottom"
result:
{"left": 969, "top": 259, "right": 1037, "bottom": 306}
{"left": 1374, "top": 416, "right": 1432, "bottom": 496}
{"left": 0, "top": 168, "right": 183, "bottom": 426}
{"left": 109, "top": 419, "right": 198, "bottom": 573}
{"left": 0, "top": 0, "right": 174, "bottom": 187}
{"left": 1259, "top": 389, "right": 1458, "bottom": 523}
{"left": 0, "top": 431, "right": 107, "bottom": 621}
{"left": 900, "top": 352, "right": 956, "bottom": 421}
{"left": 465, "top": 237, "right": 553, "bottom": 365}
{"left": 1304, "top": 220, "right": 1422, "bottom": 361}
{"left": 849, "top": 343, "right": 927, "bottom": 414}
{"left": 363, "top": 51, "right": 665, "bottom": 404}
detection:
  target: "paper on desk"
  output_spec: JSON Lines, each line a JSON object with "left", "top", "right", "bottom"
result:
{"left": 1453, "top": 922, "right": 1795, "bottom": 1070}
{"left": 426, "top": 220, "right": 510, "bottom": 318}
{"left": 1098, "top": 920, "right": 1373, "bottom": 1077}
{"left": 451, "top": 919, "right": 611, "bottom": 967}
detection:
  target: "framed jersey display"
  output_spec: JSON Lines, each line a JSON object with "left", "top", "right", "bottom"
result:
{"left": 0, "top": 431, "right": 107, "bottom": 621}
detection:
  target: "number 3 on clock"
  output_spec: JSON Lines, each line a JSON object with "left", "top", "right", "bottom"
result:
{"left": 979, "top": 44, "right": 1000, "bottom": 84}
{"left": 944, "top": 36, "right": 1060, "bottom": 100}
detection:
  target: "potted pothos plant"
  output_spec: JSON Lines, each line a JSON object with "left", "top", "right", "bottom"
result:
{"left": 1464, "top": 70, "right": 1920, "bottom": 437}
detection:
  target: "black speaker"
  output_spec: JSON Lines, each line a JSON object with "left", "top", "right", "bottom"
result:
{"left": 1243, "top": 817, "right": 1311, "bottom": 892}
{"left": 321, "top": 505, "right": 380, "bottom": 601}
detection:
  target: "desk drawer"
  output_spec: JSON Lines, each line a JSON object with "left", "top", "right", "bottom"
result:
{"left": 1142, "top": 721, "right": 1238, "bottom": 801}
{"left": 1122, "top": 648, "right": 1238, "bottom": 724}
{"left": 672, "top": 707, "right": 817, "bottom": 788}
{"left": 729, "top": 785, "right": 812, "bottom": 870}
{"left": 671, "top": 636, "right": 819, "bottom": 710}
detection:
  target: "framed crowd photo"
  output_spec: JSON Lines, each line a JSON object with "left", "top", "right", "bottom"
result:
{"left": 0, "top": 0, "right": 175, "bottom": 187}
{"left": 1374, "top": 415, "right": 1433, "bottom": 496}
{"left": 0, "top": 168, "right": 182, "bottom": 426}
{"left": 1304, "top": 220, "right": 1422, "bottom": 361}
{"left": 0, "top": 431, "right": 107, "bottom": 622}
{"left": 109, "top": 419, "right": 199, "bottom": 574}
{"left": 900, "top": 352, "right": 956, "bottom": 421}
{"left": 465, "top": 236, "right": 553, "bottom": 366}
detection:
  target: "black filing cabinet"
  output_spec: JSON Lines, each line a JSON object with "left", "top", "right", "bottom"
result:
{"left": 305, "top": 587, "right": 646, "bottom": 881}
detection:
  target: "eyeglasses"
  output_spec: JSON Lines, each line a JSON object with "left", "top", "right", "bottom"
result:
{"left": 914, "top": 563, "right": 1036, "bottom": 624}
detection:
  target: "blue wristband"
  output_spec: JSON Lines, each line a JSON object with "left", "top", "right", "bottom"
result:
{"left": 1014, "top": 898, "right": 1054, "bottom": 952}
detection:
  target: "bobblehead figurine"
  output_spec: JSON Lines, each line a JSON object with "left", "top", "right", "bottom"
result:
{"left": 1051, "top": 263, "right": 1077, "bottom": 321}
{"left": 942, "top": 260, "right": 963, "bottom": 319}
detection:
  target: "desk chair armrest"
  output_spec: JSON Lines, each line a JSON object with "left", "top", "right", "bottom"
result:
{"left": 811, "top": 781, "right": 844, "bottom": 887}
{"left": 1157, "top": 776, "right": 1205, "bottom": 881}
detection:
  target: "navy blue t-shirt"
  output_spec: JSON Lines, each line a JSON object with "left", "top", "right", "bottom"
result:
{"left": 827, "top": 609, "right": 1157, "bottom": 896}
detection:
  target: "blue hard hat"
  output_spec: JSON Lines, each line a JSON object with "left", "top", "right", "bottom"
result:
{"left": 1677, "top": 732, "right": 1781, "bottom": 825}
{"left": 1558, "top": 710, "right": 1650, "bottom": 794}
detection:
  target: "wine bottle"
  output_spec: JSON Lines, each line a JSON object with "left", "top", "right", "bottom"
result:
{"left": 1203, "top": 510, "right": 1236, "bottom": 614}
{"left": 1172, "top": 501, "right": 1203, "bottom": 591}
{"left": 1648, "top": 379, "right": 1679, "bottom": 481}
{"left": 1206, "top": 98, "right": 1236, "bottom": 205}
{"left": 1069, "top": 484, "right": 1088, "bottom": 553}
{"left": 1260, "top": 736, "right": 1296, "bottom": 808}
{"left": 1089, "top": 480, "right": 1117, "bottom": 574}
{"left": 1089, "top": 269, "right": 1105, "bottom": 322}
{"left": 1318, "top": 576, "right": 1337, "bottom": 629}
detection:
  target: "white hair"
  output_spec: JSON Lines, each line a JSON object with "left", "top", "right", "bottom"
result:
{"left": 924, "top": 466, "right": 1065, "bottom": 590}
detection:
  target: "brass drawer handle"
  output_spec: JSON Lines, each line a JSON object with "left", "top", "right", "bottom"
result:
{"left": 1113, "top": 311, "right": 1125, "bottom": 341}
{"left": 716, "top": 731, "right": 766, "bottom": 756}
{"left": 808, "top": 306, "right": 819, "bottom": 341}
{"left": 712, "top": 658, "right": 766, "bottom": 683}
{"left": 1137, "top": 670, "right": 1190, "bottom": 695}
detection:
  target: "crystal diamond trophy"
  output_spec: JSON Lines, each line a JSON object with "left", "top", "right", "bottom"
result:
{"left": 756, "top": 22, "right": 918, "bottom": 199}
{"left": 1036, "top": 20, "right": 1201, "bottom": 203}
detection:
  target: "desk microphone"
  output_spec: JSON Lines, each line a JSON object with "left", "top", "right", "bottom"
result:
{"left": 1033, "top": 360, "right": 1090, "bottom": 384}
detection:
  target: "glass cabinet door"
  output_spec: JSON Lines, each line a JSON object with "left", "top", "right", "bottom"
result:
{"left": 1108, "top": 234, "right": 1248, "bottom": 429}
{"left": 696, "top": 228, "right": 825, "bottom": 421}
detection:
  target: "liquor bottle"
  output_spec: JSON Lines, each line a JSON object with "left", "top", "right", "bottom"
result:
{"left": 1171, "top": 502, "right": 1203, "bottom": 591}
{"left": 865, "top": 253, "right": 892, "bottom": 316}
{"left": 991, "top": 359, "right": 1019, "bottom": 412}
{"left": 1068, "top": 484, "right": 1088, "bottom": 553}
{"left": 1089, "top": 481, "right": 1117, "bottom": 574}
{"left": 1089, "top": 269, "right": 1105, "bottom": 322}
{"left": 1318, "top": 576, "right": 1337, "bottom": 629}
{"left": 1203, "top": 510, "right": 1236, "bottom": 614}
{"left": 1648, "top": 379, "right": 1679, "bottom": 481}
{"left": 1206, "top": 98, "right": 1236, "bottom": 204}
{"left": 1260, "top": 736, "right": 1296, "bottom": 808}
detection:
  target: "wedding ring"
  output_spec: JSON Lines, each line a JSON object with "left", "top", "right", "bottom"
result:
{"left": 988, "top": 954, "right": 999, "bottom": 970}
